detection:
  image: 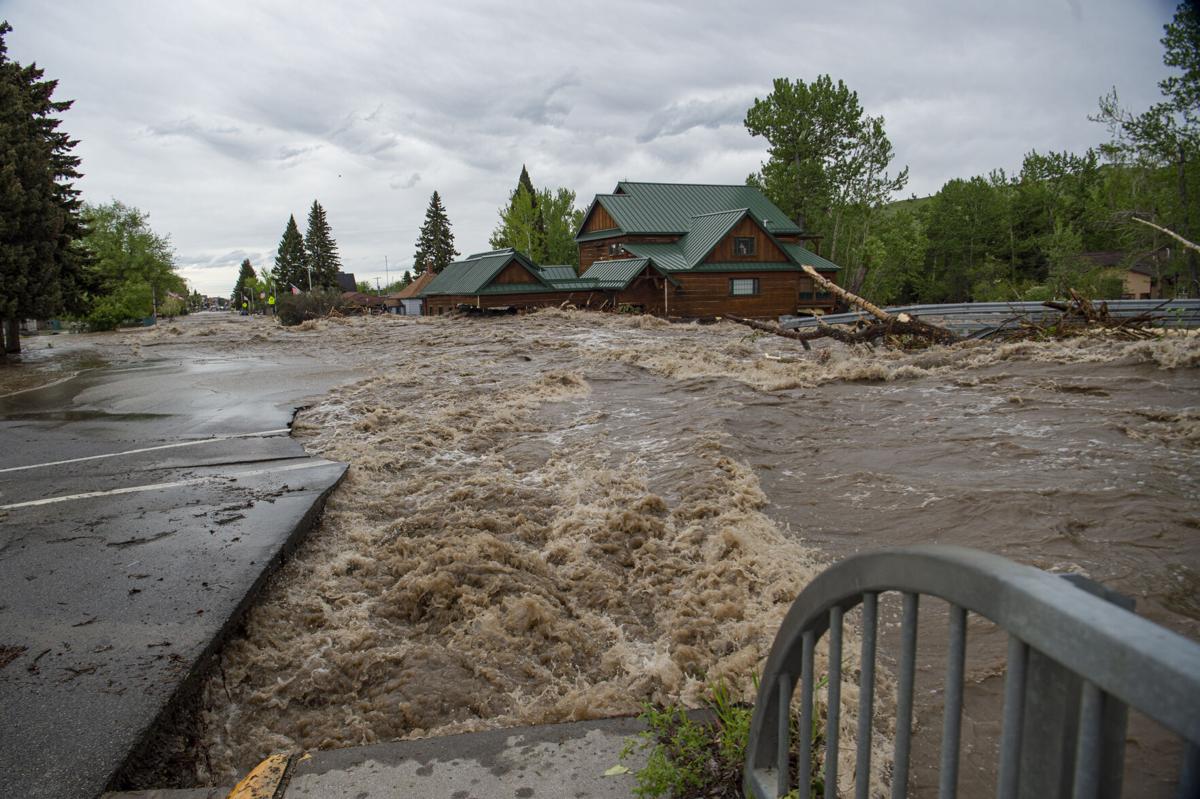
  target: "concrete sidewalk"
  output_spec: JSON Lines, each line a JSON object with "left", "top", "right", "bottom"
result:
{"left": 105, "top": 716, "right": 656, "bottom": 799}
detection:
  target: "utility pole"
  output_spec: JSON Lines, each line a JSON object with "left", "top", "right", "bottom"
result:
{"left": 375, "top": 277, "right": 381, "bottom": 294}
{"left": 385, "top": 255, "right": 390, "bottom": 290}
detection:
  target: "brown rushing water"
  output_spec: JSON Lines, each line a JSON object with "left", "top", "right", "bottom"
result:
{"left": 103, "top": 313, "right": 1196, "bottom": 795}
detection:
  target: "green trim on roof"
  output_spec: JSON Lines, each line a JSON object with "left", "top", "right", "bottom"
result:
{"left": 575, "top": 228, "right": 625, "bottom": 243}
{"left": 690, "top": 262, "right": 803, "bottom": 273}
{"left": 781, "top": 242, "right": 843, "bottom": 272}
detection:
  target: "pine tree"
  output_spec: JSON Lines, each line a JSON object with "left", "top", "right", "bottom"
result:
{"left": 0, "top": 20, "right": 86, "bottom": 357}
{"left": 231, "top": 259, "right": 256, "bottom": 307}
{"left": 272, "top": 215, "right": 307, "bottom": 291}
{"left": 304, "top": 200, "right": 341, "bottom": 289}
{"left": 413, "top": 191, "right": 459, "bottom": 274}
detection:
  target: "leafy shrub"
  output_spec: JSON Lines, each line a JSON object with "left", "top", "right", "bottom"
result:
{"left": 85, "top": 281, "right": 152, "bottom": 330}
{"left": 276, "top": 289, "right": 352, "bottom": 326}
{"left": 621, "top": 677, "right": 826, "bottom": 799}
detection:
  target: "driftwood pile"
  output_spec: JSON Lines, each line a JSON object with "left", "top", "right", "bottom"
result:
{"left": 726, "top": 267, "right": 1167, "bottom": 349}
{"left": 993, "top": 290, "right": 1162, "bottom": 342}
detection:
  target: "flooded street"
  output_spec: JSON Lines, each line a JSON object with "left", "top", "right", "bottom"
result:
{"left": 15, "top": 312, "right": 1195, "bottom": 795}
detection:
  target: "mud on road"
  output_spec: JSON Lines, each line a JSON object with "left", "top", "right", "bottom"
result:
{"left": 60, "top": 311, "right": 1197, "bottom": 796}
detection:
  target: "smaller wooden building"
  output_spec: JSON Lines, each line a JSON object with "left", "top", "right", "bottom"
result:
{"left": 386, "top": 270, "right": 437, "bottom": 315}
{"left": 420, "top": 249, "right": 602, "bottom": 315}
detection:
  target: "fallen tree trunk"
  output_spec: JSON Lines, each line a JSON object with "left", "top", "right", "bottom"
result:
{"left": 725, "top": 315, "right": 958, "bottom": 347}
{"left": 801, "top": 265, "right": 892, "bottom": 321}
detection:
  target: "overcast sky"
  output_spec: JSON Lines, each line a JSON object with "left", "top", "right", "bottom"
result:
{"left": 1, "top": 0, "right": 1182, "bottom": 297}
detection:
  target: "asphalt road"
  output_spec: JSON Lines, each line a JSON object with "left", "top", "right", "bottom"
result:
{"left": 0, "top": 348, "right": 356, "bottom": 799}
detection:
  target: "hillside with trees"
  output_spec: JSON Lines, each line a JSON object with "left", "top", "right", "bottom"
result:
{"left": 749, "top": 3, "right": 1199, "bottom": 304}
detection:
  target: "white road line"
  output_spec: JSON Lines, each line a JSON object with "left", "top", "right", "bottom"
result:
{"left": 0, "top": 428, "right": 293, "bottom": 475}
{"left": 0, "top": 459, "right": 337, "bottom": 511}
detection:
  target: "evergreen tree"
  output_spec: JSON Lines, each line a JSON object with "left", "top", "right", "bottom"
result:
{"left": 413, "top": 191, "right": 459, "bottom": 274}
{"left": 0, "top": 20, "right": 87, "bottom": 356}
{"left": 401, "top": 269, "right": 413, "bottom": 286}
{"left": 272, "top": 214, "right": 307, "bottom": 291}
{"left": 304, "top": 200, "right": 341, "bottom": 289}
{"left": 231, "top": 259, "right": 256, "bottom": 308}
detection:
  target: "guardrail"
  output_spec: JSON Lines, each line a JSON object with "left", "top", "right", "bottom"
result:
{"left": 779, "top": 299, "right": 1200, "bottom": 335}
{"left": 743, "top": 546, "right": 1200, "bottom": 798}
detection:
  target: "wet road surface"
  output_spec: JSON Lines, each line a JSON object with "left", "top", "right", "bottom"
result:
{"left": 0, "top": 348, "right": 355, "bottom": 799}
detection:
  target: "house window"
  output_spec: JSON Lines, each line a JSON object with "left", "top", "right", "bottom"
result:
{"left": 608, "top": 242, "right": 624, "bottom": 256}
{"left": 733, "top": 237, "right": 756, "bottom": 257}
{"left": 730, "top": 278, "right": 759, "bottom": 296}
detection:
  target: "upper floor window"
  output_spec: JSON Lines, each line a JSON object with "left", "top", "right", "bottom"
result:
{"left": 608, "top": 242, "right": 624, "bottom": 256}
{"left": 733, "top": 237, "right": 756, "bottom": 256}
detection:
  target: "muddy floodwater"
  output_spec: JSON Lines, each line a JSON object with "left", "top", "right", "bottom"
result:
{"left": 17, "top": 312, "right": 1196, "bottom": 795}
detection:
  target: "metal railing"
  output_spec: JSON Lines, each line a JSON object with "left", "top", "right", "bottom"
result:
{"left": 743, "top": 546, "right": 1200, "bottom": 798}
{"left": 779, "top": 299, "right": 1200, "bottom": 335}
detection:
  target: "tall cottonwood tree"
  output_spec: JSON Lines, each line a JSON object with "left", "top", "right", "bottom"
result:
{"left": 0, "top": 20, "right": 86, "bottom": 356}
{"left": 489, "top": 168, "right": 583, "bottom": 267}
{"left": 413, "top": 191, "right": 458, "bottom": 274}
{"left": 81, "top": 200, "right": 183, "bottom": 328}
{"left": 304, "top": 200, "right": 341, "bottom": 289}
{"left": 272, "top": 214, "right": 307, "bottom": 291}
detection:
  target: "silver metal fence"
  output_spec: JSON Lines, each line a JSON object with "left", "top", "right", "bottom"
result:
{"left": 779, "top": 299, "right": 1200, "bottom": 335}
{"left": 743, "top": 546, "right": 1200, "bottom": 798}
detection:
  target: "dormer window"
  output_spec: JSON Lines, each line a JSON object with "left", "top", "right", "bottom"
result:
{"left": 733, "top": 237, "right": 756, "bottom": 257}
{"left": 608, "top": 242, "right": 623, "bottom": 256}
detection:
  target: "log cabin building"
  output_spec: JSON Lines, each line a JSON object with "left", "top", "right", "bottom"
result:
{"left": 421, "top": 249, "right": 603, "bottom": 315}
{"left": 421, "top": 181, "right": 842, "bottom": 319}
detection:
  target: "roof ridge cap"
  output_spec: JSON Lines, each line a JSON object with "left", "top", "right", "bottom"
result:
{"left": 689, "top": 208, "right": 750, "bottom": 219}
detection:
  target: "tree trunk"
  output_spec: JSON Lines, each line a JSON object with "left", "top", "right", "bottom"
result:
{"left": 3, "top": 318, "right": 21, "bottom": 355}
{"left": 1179, "top": 144, "right": 1197, "bottom": 297}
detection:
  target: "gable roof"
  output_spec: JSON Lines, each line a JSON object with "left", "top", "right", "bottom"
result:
{"left": 421, "top": 249, "right": 552, "bottom": 296}
{"left": 577, "top": 182, "right": 802, "bottom": 240}
{"left": 613, "top": 206, "right": 841, "bottom": 276}
{"left": 392, "top": 270, "right": 438, "bottom": 299}
{"left": 579, "top": 258, "right": 681, "bottom": 289}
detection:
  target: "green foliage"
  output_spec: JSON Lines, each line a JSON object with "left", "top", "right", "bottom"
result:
{"left": 304, "top": 200, "right": 341, "bottom": 289}
{"left": 79, "top": 200, "right": 183, "bottom": 328}
{"left": 489, "top": 167, "right": 583, "bottom": 267}
{"left": 1091, "top": 2, "right": 1200, "bottom": 295}
{"left": 275, "top": 288, "right": 352, "bottom": 326}
{"left": 0, "top": 19, "right": 88, "bottom": 334}
{"left": 231, "top": 259, "right": 256, "bottom": 307}
{"left": 413, "top": 190, "right": 459, "bottom": 274}
{"left": 272, "top": 214, "right": 307, "bottom": 291}
{"left": 618, "top": 680, "right": 761, "bottom": 799}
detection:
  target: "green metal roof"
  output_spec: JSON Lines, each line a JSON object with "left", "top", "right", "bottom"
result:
{"left": 421, "top": 249, "right": 551, "bottom": 296}
{"left": 781, "top": 242, "right": 842, "bottom": 272}
{"left": 577, "top": 182, "right": 802, "bottom": 240}
{"left": 580, "top": 258, "right": 651, "bottom": 289}
{"left": 537, "top": 265, "right": 580, "bottom": 283}
{"left": 619, "top": 242, "right": 690, "bottom": 272}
